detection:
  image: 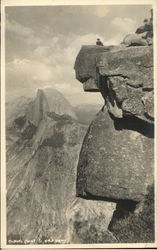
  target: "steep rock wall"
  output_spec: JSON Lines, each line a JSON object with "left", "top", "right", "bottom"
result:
{"left": 74, "top": 44, "right": 154, "bottom": 203}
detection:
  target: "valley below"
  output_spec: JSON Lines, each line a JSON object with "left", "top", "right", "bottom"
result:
{"left": 6, "top": 88, "right": 116, "bottom": 244}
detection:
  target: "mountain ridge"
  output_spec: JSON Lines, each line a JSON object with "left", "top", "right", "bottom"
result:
{"left": 6, "top": 88, "right": 116, "bottom": 244}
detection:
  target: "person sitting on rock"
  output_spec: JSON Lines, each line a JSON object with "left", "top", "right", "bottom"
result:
{"left": 96, "top": 38, "right": 103, "bottom": 46}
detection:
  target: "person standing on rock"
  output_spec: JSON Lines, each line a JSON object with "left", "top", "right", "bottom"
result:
{"left": 96, "top": 38, "right": 103, "bottom": 46}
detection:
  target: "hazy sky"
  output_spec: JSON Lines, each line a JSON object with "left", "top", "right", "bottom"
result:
{"left": 5, "top": 4, "right": 151, "bottom": 105}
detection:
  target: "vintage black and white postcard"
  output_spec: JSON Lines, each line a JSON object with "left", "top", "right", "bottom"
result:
{"left": 1, "top": 0, "right": 157, "bottom": 249}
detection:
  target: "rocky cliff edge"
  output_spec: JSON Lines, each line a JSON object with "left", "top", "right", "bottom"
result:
{"left": 74, "top": 34, "right": 154, "bottom": 205}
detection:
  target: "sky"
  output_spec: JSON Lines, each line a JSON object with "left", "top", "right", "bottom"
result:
{"left": 5, "top": 4, "right": 152, "bottom": 106}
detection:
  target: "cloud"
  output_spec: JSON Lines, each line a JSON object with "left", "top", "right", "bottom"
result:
{"left": 63, "top": 5, "right": 109, "bottom": 18}
{"left": 111, "top": 17, "right": 137, "bottom": 33}
{"left": 6, "top": 31, "right": 115, "bottom": 96}
{"left": 5, "top": 5, "right": 151, "bottom": 106}
{"left": 6, "top": 55, "right": 103, "bottom": 106}
{"left": 30, "top": 32, "right": 104, "bottom": 82}
{"left": 6, "top": 18, "right": 34, "bottom": 37}
{"left": 6, "top": 17, "right": 41, "bottom": 46}
{"left": 6, "top": 58, "right": 53, "bottom": 85}
{"left": 93, "top": 6, "right": 110, "bottom": 17}
{"left": 5, "top": 12, "right": 128, "bottom": 106}
{"left": 103, "top": 35, "right": 123, "bottom": 45}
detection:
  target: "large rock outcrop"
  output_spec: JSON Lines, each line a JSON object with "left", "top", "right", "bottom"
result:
{"left": 75, "top": 45, "right": 153, "bottom": 122}
{"left": 74, "top": 43, "right": 154, "bottom": 203}
{"left": 76, "top": 107, "right": 153, "bottom": 202}
{"left": 74, "top": 39, "right": 154, "bottom": 242}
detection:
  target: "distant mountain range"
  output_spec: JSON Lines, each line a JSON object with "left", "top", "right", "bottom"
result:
{"left": 6, "top": 88, "right": 103, "bottom": 127}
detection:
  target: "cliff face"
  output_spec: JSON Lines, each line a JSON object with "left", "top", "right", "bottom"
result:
{"left": 75, "top": 45, "right": 153, "bottom": 123}
{"left": 6, "top": 88, "right": 116, "bottom": 244}
{"left": 74, "top": 44, "right": 154, "bottom": 203}
{"left": 7, "top": 112, "right": 85, "bottom": 242}
{"left": 76, "top": 107, "right": 153, "bottom": 202}
{"left": 74, "top": 41, "right": 154, "bottom": 242}
{"left": 26, "top": 88, "right": 77, "bottom": 127}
